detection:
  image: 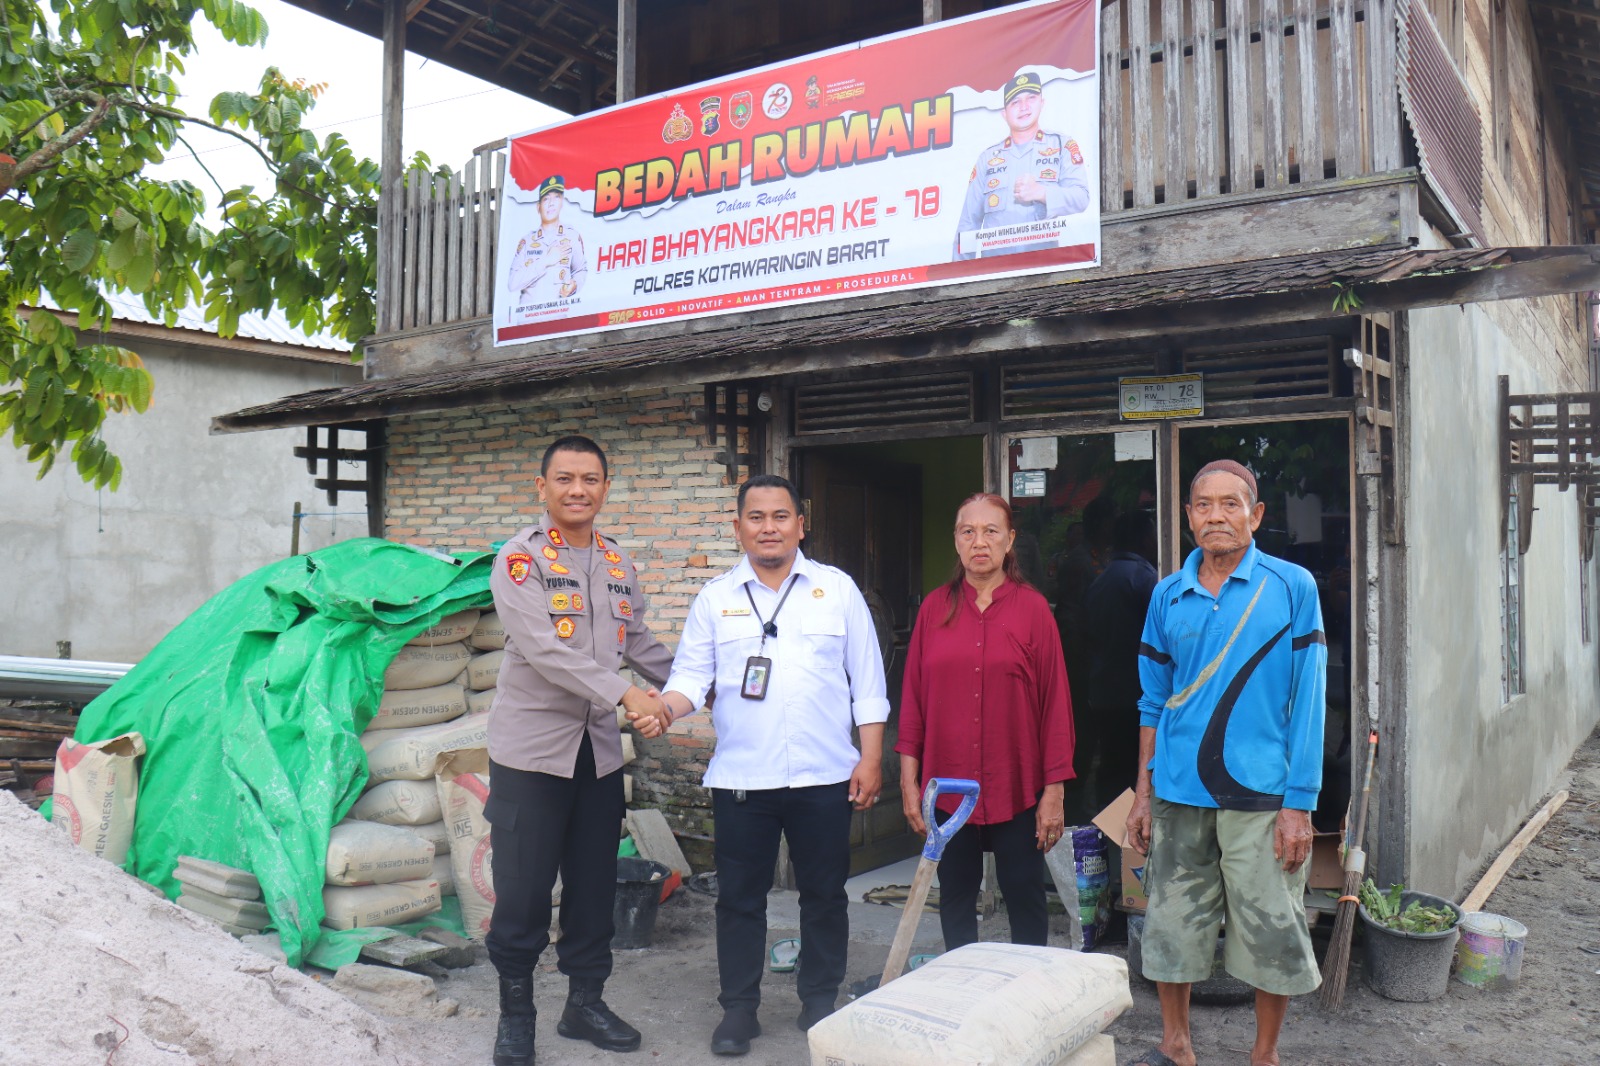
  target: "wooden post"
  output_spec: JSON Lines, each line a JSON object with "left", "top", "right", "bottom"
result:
{"left": 923, "top": 0, "right": 942, "bottom": 22}
{"left": 616, "top": 0, "right": 637, "bottom": 103}
{"left": 380, "top": 0, "right": 405, "bottom": 335}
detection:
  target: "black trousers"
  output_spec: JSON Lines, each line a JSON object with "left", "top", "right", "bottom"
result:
{"left": 485, "top": 733, "right": 623, "bottom": 985}
{"left": 712, "top": 783, "right": 852, "bottom": 1012}
{"left": 934, "top": 803, "right": 1049, "bottom": 950}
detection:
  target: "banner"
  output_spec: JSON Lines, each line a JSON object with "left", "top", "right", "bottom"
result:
{"left": 493, "top": 0, "right": 1099, "bottom": 346}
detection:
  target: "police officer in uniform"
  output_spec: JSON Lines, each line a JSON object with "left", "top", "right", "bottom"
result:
{"left": 507, "top": 175, "right": 588, "bottom": 308}
{"left": 952, "top": 71, "right": 1090, "bottom": 260}
{"left": 486, "top": 434, "right": 674, "bottom": 1066}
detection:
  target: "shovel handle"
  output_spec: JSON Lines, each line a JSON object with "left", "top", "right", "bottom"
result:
{"left": 921, "top": 778, "right": 979, "bottom": 862}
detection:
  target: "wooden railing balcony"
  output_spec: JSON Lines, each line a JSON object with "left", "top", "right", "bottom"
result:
{"left": 374, "top": 0, "right": 1406, "bottom": 339}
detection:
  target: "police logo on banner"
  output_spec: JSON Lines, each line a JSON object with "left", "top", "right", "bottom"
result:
{"left": 730, "top": 90, "right": 753, "bottom": 129}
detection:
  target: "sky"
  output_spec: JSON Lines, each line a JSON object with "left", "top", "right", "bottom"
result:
{"left": 149, "top": 0, "right": 568, "bottom": 219}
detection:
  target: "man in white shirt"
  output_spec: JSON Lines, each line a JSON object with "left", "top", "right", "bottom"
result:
{"left": 634, "top": 474, "right": 889, "bottom": 1056}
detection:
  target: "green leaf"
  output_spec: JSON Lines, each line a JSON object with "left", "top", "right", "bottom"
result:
{"left": 62, "top": 230, "right": 100, "bottom": 272}
{"left": 107, "top": 229, "right": 136, "bottom": 270}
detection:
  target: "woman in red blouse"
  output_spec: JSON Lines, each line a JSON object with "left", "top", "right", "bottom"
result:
{"left": 896, "top": 492, "right": 1075, "bottom": 949}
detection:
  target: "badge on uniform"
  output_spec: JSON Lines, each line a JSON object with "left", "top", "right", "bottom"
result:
{"left": 549, "top": 562, "right": 570, "bottom": 574}
{"left": 986, "top": 177, "right": 1000, "bottom": 189}
{"left": 555, "top": 617, "right": 576, "bottom": 639}
{"left": 507, "top": 553, "right": 533, "bottom": 585}
{"left": 594, "top": 533, "right": 608, "bottom": 549}
{"left": 617, "top": 623, "right": 627, "bottom": 647}
{"left": 550, "top": 593, "right": 570, "bottom": 610}
{"left": 1040, "top": 168, "right": 1057, "bottom": 180}
{"left": 603, "top": 550, "right": 622, "bottom": 564}
{"left": 1066, "top": 138, "right": 1083, "bottom": 165}
{"left": 618, "top": 599, "right": 634, "bottom": 618}
{"left": 987, "top": 193, "right": 1000, "bottom": 208}
{"left": 572, "top": 594, "right": 585, "bottom": 611}
{"left": 547, "top": 528, "right": 565, "bottom": 547}
{"left": 608, "top": 567, "right": 626, "bottom": 579}
{"left": 741, "top": 655, "right": 773, "bottom": 701}
{"left": 542, "top": 545, "right": 560, "bottom": 561}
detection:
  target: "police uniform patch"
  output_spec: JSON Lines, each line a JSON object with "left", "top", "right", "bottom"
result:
{"left": 987, "top": 193, "right": 1000, "bottom": 208}
{"left": 603, "top": 550, "right": 622, "bottom": 564}
{"left": 547, "top": 528, "right": 565, "bottom": 547}
{"left": 1040, "top": 168, "right": 1057, "bottom": 180}
{"left": 988, "top": 156, "right": 1005, "bottom": 167}
{"left": 986, "top": 177, "right": 1000, "bottom": 188}
{"left": 618, "top": 600, "right": 634, "bottom": 618}
{"left": 549, "top": 562, "right": 570, "bottom": 574}
{"left": 572, "top": 594, "right": 584, "bottom": 611}
{"left": 1066, "top": 138, "right": 1083, "bottom": 165}
{"left": 812, "top": 588, "right": 825, "bottom": 599}
{"left": 555, "top": 617, "right": 576, "bottom": 639}
{"left": 550, "top": 593, "right": 570, "bottom": 610}
{"left": 542, "top": 545, "right": 560, "bottom": 561}
{"left": 608, "top": 567, "right": 627, "bottom": 580}
{"left": 594, "top": 533, "right": 608, "bottom": 549}
{"left": 618, "top": 623, "right": 627, "bottom": 646}
{"left": 1039, "top": 145, "right": 1060, "bottom": 157}
{"left": 507, "top": 553, "right": 533, "bottom": 586}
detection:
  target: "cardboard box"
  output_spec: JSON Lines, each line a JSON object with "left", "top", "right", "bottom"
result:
{"left": 1091, "top": 790, "right": 1343, "bottom": 908}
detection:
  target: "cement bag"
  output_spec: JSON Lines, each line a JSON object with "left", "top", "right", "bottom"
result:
{"left": 470, "top": 611, "right": 505, "bottom": 650}
{"left": 347, "top": 778, "right": 443, "bottom": 826}
{"left": 365, "top": 714, "right": 490, "bottom": 783}
{"left": 52, "top": 732, "right": 146, "bottom": 866}
{"left": 433, "top": 852, "right": 455, "bottom": 896}
{"left": 368, "top": 682, "right": 468, "bottom": 731}
{"left": 406, "top": 609, "right": 481, "bottom": 647}
{"left": 466, "top": 649, "right": 504, "bottom": 691}
{"left": 413, "top": 819, "right": 450, "bottom": 855}
{"left": 806, "top": 943, "right": 1130, "bottom": 1066}
{"left": 467, "top": 687, "right": 497, "bottom": 716}
{"left": 325, "top": 821, "right": 435, "bottom": 886}
{"left": 383, "top": 642, "right": 473, "bottom": 691}
{"left": 1061, "top": 1034, "right": 1115, "bottom": 1066}
{"left": 322, "top": 879, "right": 440, "bottom": 930}
{"left": 436, "top": 748, "right": 495, "bottom": 939}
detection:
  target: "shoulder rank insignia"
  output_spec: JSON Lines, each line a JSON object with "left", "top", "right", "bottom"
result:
{"left": 572, "top": 594, "right": 585, "bottom": 611}
{"left": 608, "top": 567, "right": 627, "bottom": 580}
{"left": 555, "top": 617, "right": 576, "bottom": 639}
{"left": 603, "top": 550, "right": 622, "bottom": 564}
{"left": 549, "top": 562, "right": 570, "bottom": 574}
{"left": 594, "top": 533, "right": 607, "bottom": 549}
{"left": 618, "top": 600, "right": 634, "bottom": 618}
{"left": 507, "top": 553, "right": 532, "bottom": 586}
{"left": 550, "top": 592, "right": 570, "bottom": 610}
{"left": 547, "top": 528, "right": 565, "bottom": 547}
{"left": 542, "top": 545, "right": 560, "bottom": 561}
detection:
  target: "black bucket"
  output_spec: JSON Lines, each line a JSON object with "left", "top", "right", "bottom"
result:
{"left": 613, "top": 857, "right": 670, "bottom": 949}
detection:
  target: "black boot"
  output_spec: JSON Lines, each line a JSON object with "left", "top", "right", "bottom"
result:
{"left": 556, "top": 981, "right": 641, "bottom": 1052}
{"left": 493, "top": 976, "right": 536, "bottom": 1066}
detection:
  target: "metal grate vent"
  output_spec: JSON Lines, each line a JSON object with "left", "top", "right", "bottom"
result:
{"left": 793, "top": 372, "right": 975, "bottom": 435}
{"left": 1182, "top": 336, "right": 1337, "bottom": 402}
{"left": 1001, "top": 351, "right": 1159, "bottom": 418}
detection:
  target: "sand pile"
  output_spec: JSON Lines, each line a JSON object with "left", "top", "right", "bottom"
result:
{"left": 0, "top": 792, "right": 428, "bottom": 1066}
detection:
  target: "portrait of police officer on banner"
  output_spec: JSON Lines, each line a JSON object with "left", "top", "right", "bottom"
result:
{"left": 952, "top": 71, "right": 1090, "bottom": 260}
{"left": 506, "top": 174, "right": 587, "bottom": 317}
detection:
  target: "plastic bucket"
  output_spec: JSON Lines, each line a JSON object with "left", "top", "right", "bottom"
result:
{"left": 613, "top": 857, "right": 670, "bottom": 949}
{"left": 1454, "top": 912, "right": 1528, "bottom": 990}
{"left": 1359, "top": 890, "right": 1462, "bottom": 1002}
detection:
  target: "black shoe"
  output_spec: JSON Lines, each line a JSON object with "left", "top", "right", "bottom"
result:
{"left": 556, "top": 983, "right": 641, "bottom": 1052}
{"left": 710, "top": 1009, "right": 761, "bottom": 1055}
{"left": 795, "top": 997, "right": 836, "bottom": 1032}
{"left": 493, "top": 976, "right": 536, "bottom": 1066}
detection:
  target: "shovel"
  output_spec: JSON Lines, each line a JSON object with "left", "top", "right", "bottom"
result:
{"left": 879, "top": 777, "right": 980, "bottom": 986}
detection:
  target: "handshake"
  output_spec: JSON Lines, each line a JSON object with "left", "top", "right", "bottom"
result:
{"left": 622, "top": 685, "right": 676, "bottom": 739}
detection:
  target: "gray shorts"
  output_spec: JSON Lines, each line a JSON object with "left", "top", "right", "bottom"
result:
{"left": 1140, "top": 798, "right": 1320, "bottom": 996}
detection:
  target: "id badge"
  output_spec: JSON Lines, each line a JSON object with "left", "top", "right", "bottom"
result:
{"left": 741, "top": 656, "right": 773, "bottom": 701}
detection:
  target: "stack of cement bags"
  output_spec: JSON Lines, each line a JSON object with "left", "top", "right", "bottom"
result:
{"left": 175, "top": 856, "right": 269, "bottom": 937}
{"left": 321, "top": 609, "right": 503, "bottom": 931}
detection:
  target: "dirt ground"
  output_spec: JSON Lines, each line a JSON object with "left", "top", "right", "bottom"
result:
{"left": 359, "top": 728, "right": 1600, "bottom": 1066}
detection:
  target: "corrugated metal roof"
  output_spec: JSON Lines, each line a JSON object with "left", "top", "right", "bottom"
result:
{"left": 92, "top": 290, "right": 351, "bottom": 353}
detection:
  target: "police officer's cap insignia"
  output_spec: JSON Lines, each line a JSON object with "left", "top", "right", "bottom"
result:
{"left": 542, "top": 545, "right": 560, "bottom": 561}
{"left": 618, "top": 599, "right": 634, "bottom": 618}
{"left": 608, "top": 566, "right": 627, "bottom": 580}
{"left": 700, "top": 96, "right": 722, "bottom": 137}
{"left": 555, "top": 617, "right": 576, "bottom": 639}
{"left": 572, "top": 594, "right": 585, "bottom": 611}
{"left": 662, "top": 103, "right": 694, "bottom": 144}
{"left": 603, "top": 550, "right": 622, "bottom": 564}
{"left": 551, "top": 593, "right": 570, "bottom": 610}
{"left": 812, "top": 588, "right": 825, "bottom": 599}
{"left": 1004, "top": 71, "right": 1043, "bottom": 105}
{"left": 1040, "top": 168, "right": 1057, "bottom": 180}
{"left": 987, "top": 193, "right": 1000, "bottom": 208}
{"left": 547, "top": 528, "right": 565, "bottom": 547}
{"left": 549, "top": 562, "right": 570, "bottom": 574}
{"left": 507, "top": 553, "right": 533, "bottom": 586}
{"left": 537, "top": 175, "right": 566, "bottom": 198}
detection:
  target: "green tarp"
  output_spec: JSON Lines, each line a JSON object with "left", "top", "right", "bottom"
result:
{"left": 66, "top": 538, "right": 492, "bottom": 967}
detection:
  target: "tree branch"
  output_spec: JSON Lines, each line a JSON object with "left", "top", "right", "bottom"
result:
{"left": 0, "top": 95, "right": 111, "bottom": 194}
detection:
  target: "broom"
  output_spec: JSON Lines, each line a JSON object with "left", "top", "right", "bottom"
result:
{"left": 1319, "top": 730, "right": 1378, "bottom": 1009}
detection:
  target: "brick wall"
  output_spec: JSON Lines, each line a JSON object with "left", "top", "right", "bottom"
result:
{"left": 384, "top": 385, "right": 743, "bottom": 867}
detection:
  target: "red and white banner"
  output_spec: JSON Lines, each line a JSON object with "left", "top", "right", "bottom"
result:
{"left": 493, "top": 0, "right": 1099, "bottom": 346}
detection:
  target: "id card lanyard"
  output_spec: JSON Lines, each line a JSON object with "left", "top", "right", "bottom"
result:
{"left": 740, "top": 577, "right": 797, "bottom": 700}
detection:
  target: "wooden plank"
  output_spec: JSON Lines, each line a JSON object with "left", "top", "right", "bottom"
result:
{"left": 626, "top": 808, "right": 691, "bottom": 878}
{"left": 1162, "top": 0, "right": 1186, "bottom": 203}
{"left": 476, "top": 149, "right": 496, "bottom": 319}
{"left": 1130, "top": 0, "right": 1155, "bottom": 207}
{"left": 1460, "top": 790, "right": 1569, "bottom": 912}
{"left": 1192, "top": 0, "right": 1219, "bottom": 197}
{"left": 1365, "top": 0, "right": 1401, "bottom": 172}
{"left": 414, "top": 167, "right": 433, "bottom": 330}
{"left": 445, "top": 170, "right": 462, "bottom": 323}
{"left": 1262, "top": 0, "right": 1288, "bottom": 188}
{"left": 1225, "top": 0, "right": 1252, "bottom": 193}
{"left": 1295, "top": 0, "right": 1323, "bottom": 181}
{"left": 379, "top": 0, "right": 406, "bottom": 335}
{"left": 460, "top": 157, "right": 478, "bottom": 319}
{"left": 1101, "top": 1, "right": 1126, "bottom": 211}
{"left": 402, "top": 169, "right": 419, "bottom": 331}
{"left": 431, "top": 172, "right": 450, "bottom": 325}
{"left": 1331, "top": 0, "right": 1359, "bottom": 176}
